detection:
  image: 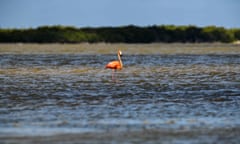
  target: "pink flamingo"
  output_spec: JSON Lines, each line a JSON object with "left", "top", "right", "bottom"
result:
{"left": 105, "top": 50, "right": 123, "bottom": 80}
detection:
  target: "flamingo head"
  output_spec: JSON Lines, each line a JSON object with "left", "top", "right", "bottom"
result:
{"left": 118, "top": 50, "right": 122, "bottom": 56}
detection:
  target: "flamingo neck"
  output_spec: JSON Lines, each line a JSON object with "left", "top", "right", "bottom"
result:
{"left": 118, "top": 53, "right": 123, "bottom": 68}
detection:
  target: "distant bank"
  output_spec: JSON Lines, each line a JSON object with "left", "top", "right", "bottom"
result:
{"left": 0, "top": 25, "right": 240, "bottom": 43}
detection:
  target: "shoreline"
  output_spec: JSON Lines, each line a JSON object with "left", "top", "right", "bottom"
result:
{"left": 1, "top": 127, "right": 240, "bottom": 144}
{"left": 0, "top": 43, "right": 240, "bottom": 55}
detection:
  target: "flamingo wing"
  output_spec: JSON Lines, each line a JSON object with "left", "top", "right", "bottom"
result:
{"left": 105, "top": 61, "right": 121, "bottom": 69}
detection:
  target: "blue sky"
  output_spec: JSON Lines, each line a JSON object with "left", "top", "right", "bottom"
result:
{"left": 0, "top": 0, "right": 239, "bottom": 28}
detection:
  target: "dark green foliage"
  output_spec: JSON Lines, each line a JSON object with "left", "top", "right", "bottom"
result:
{"left": 201, "top": 26, "right": 235, "bottom": 43}
{"left": 0, "top": 25, "right": 239, "bottom": 43}
{"left": 232, "top": 29, "right": 240, "bottom": 40}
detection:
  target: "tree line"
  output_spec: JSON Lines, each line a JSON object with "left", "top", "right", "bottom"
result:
{"left": 0, "top": 25, "right": 240, "bottom": 43}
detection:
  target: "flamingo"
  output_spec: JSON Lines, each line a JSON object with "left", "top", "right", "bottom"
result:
{"left": 105, "top": 50, "right": 123, "bottom": 80}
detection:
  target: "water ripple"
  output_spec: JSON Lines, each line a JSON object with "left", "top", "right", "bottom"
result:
{"left": 0, "top": 54, "right": 240, "bottom": 136}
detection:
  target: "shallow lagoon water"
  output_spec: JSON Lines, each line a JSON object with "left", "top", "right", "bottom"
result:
{"left": 0, "top": 44, "right": 240, "bottom": 143}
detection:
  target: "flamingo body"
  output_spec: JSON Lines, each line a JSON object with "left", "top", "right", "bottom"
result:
{"left": 105, "top": 60, "right": 122, "bottom": 70}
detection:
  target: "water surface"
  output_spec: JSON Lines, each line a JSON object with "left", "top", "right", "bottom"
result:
{"left": 0, "top": 44, "right": 240, "bottom": 143}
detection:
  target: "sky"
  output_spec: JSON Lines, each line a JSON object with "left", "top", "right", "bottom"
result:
{"left": 0, "top": 0, "right": 239, "bottom": 29}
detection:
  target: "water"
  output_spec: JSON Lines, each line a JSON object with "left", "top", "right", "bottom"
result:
{"left": 0, "top": 44, "right": 240, "bottom": 143}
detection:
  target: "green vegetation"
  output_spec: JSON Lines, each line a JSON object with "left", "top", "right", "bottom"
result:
{"left": 0, "top": 25, "right": 239, "bottom": 43}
